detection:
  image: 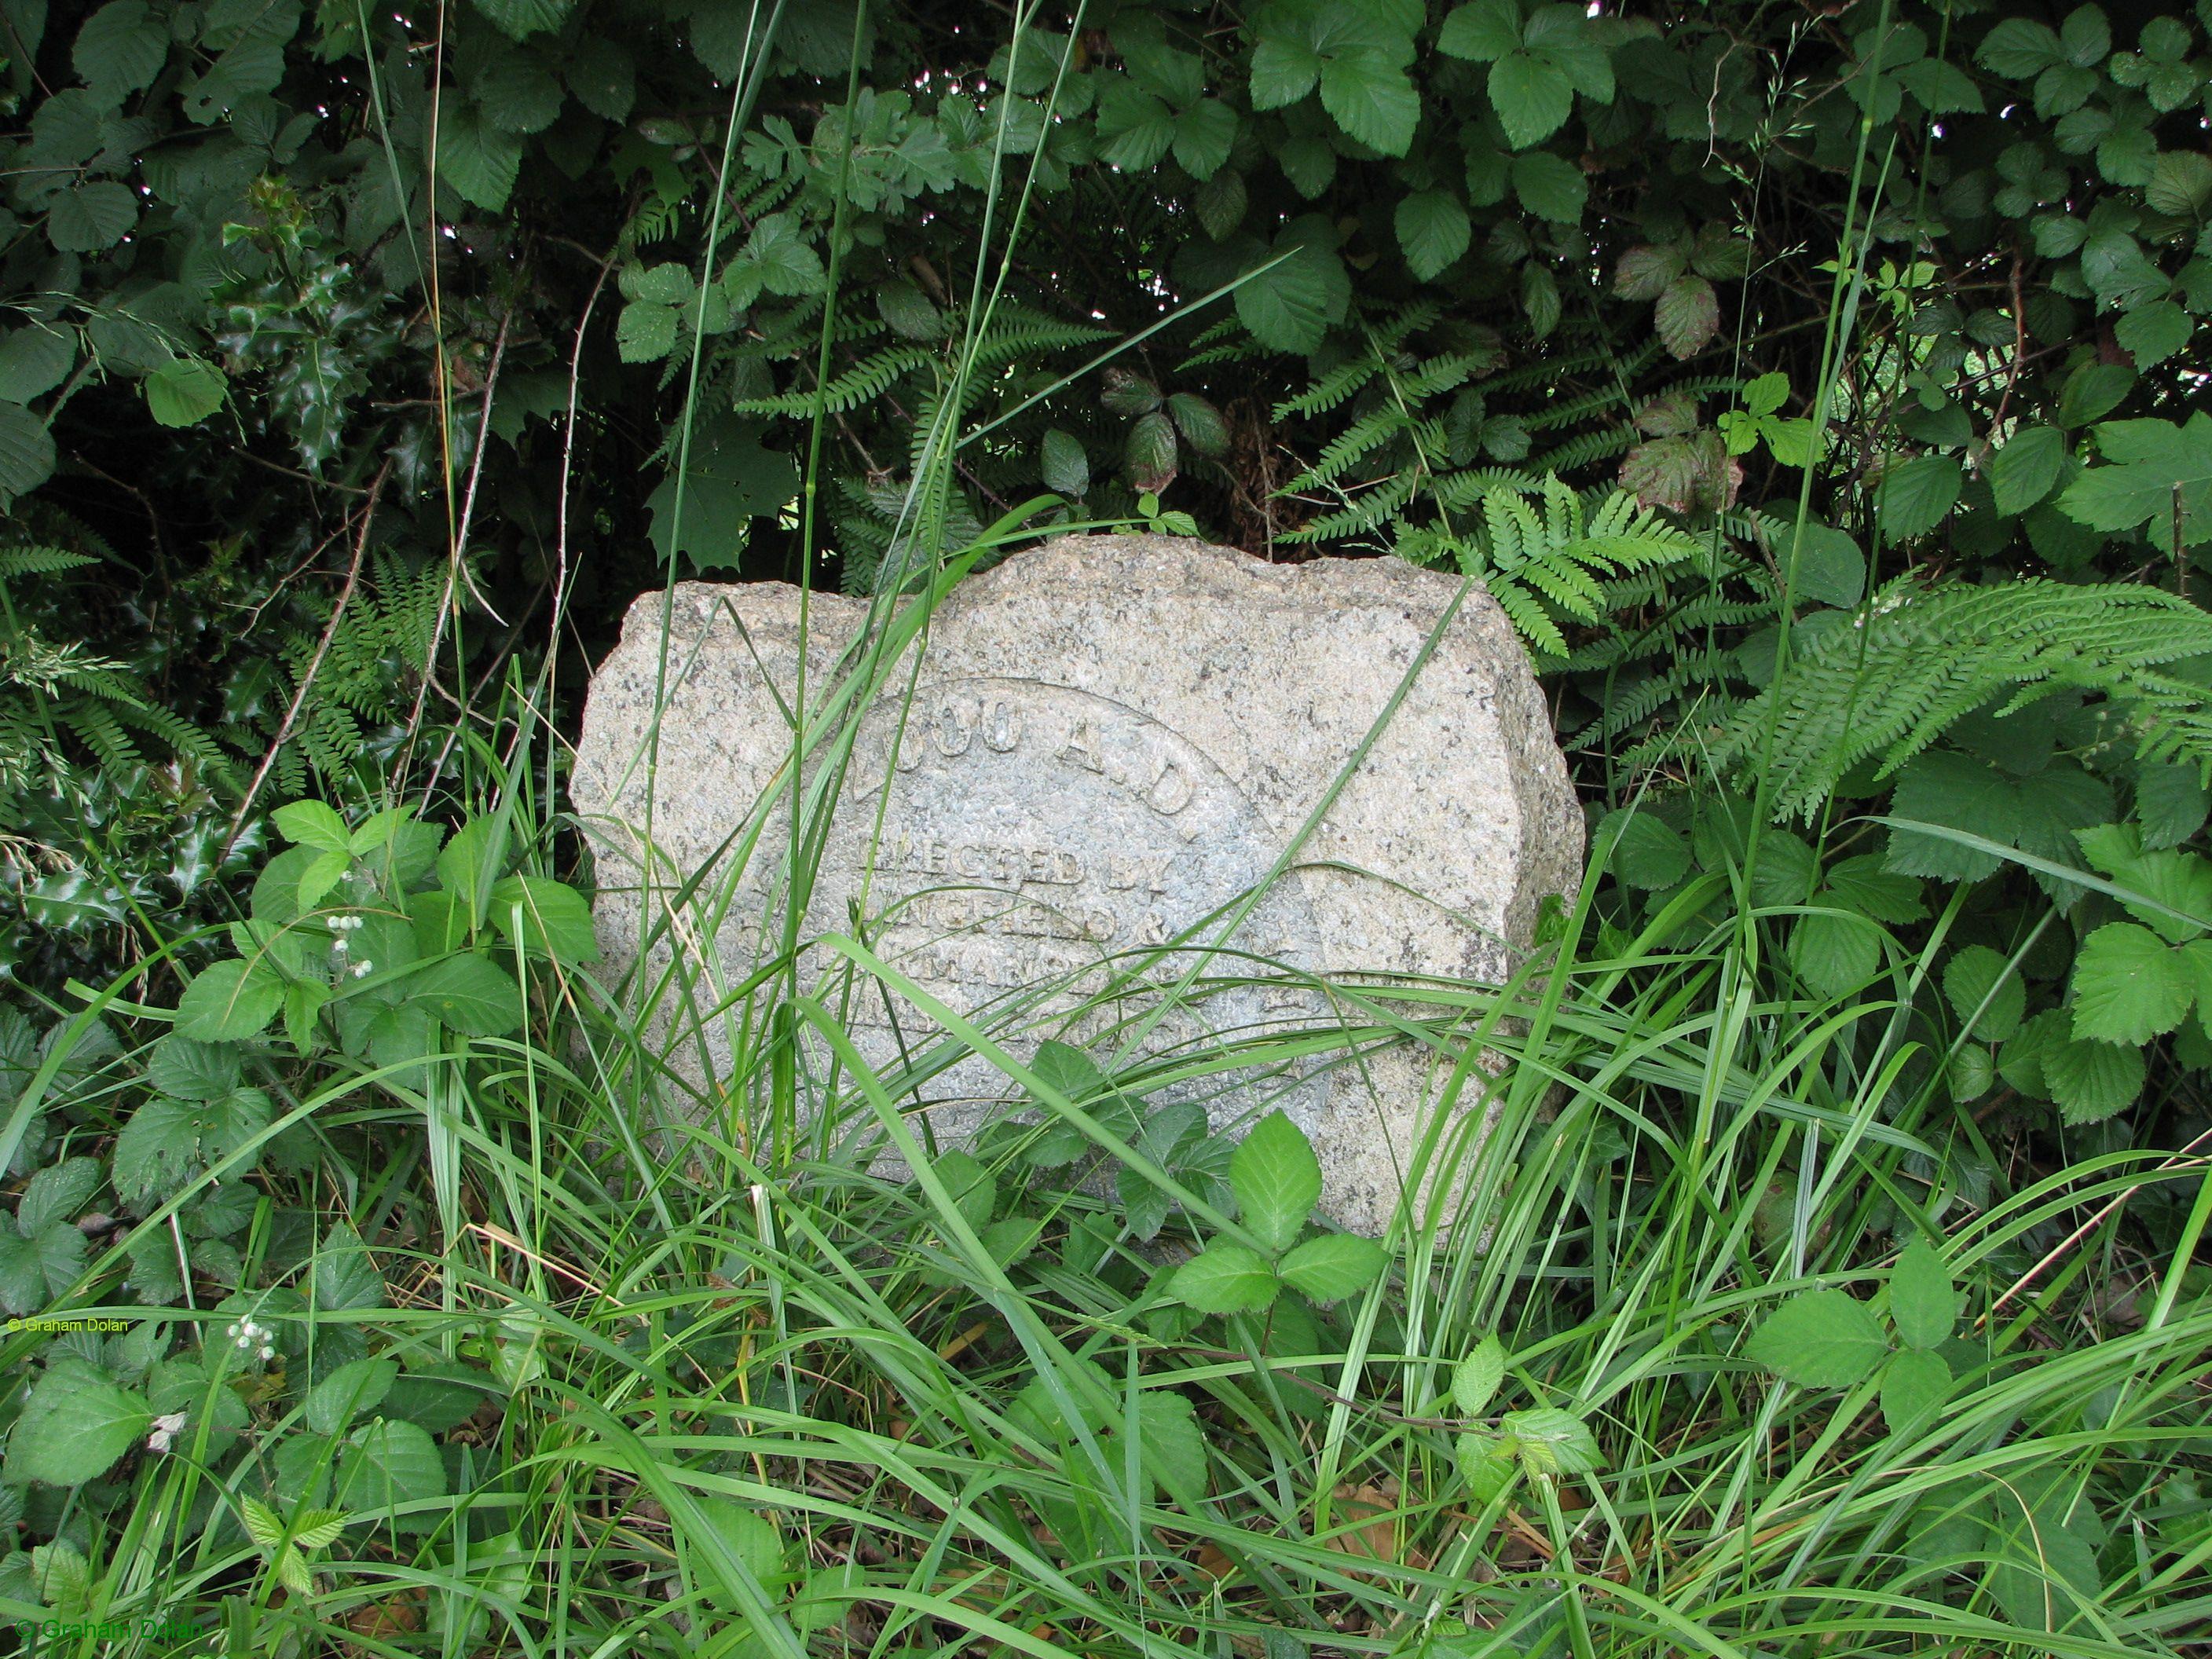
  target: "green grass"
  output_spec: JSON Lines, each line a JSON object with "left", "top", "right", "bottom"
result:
{"left": 2, "top": 9, "right": 2207, "bottom": 1655}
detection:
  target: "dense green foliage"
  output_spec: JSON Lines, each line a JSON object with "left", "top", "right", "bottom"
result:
{"left": 0, "top": 0, "right": 2208, "bottom": 1654}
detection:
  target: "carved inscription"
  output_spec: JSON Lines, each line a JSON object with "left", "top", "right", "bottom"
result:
{"left": 808, "top": 679, "right": 1317, "bottom": 1041}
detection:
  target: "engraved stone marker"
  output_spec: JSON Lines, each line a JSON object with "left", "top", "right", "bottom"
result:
{"left": 570, "top": 535, "right": 1581, "bottom": 1234}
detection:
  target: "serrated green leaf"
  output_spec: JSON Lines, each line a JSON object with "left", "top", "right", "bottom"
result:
{"left": 413, "top": 953, "right": 525, "bottom": 1036}
{"left": 0, "top": 403, "right": 57, "bottom": 502}
{"left": 488, "top": 874, "right": 597, "bottom": 964}
{"left": 1039, "top": 428, "right": 1089, "bottom": 498}
{"left": 1170, "top": 1243, "right": 1279, "bottom": 1313}
{"left": 1173, "top": 98, "right": 1237, "bottom": 179}
{"left": 1437, "top": 0, "right": 1522, "bottom": 60}
{"left": 47, "top": 181, "right": 138, "bottom": 251}
{"left": 306, "top": 1357, "right": 399, "bottom": 1435}
{"left": 1488, "top": 52, "right": 1573, "bottom": 149}
{"left": 241, "top": 1495, "right": 287, "bottom": 1551}
{"left": 929, "top": 1148, "right": 996, "bottom": 1235}
{"left": 1511, "top": 150, "right": 1586, "bottom": 222}
{"left": 616, "top": 300, "right": 679, "bottom": 363}
{"left": 1977, "top": 19, "right": 2064, "bottom": 76}
{"left": 2115, "top": 302, "right": 2192, "bottom": 370}
{"left": 1229, "top": 1111, "right": 1321, "bottom": 1251}
{"left": 1943, "top": 945, "right": 2026, "bottom": 1042}
{"left": 0, "top": 326, "right": 75, "bottom": 405}
{"left": 434, "top": 101, "right": 524, "bottom": 211}
{"left": 74, "top": 1, "right": 168, "bottom": 95}
{"left": 176, "top": 958, "right": 284, "bottom": 1042}
{"left": 1498, "top": 1405, "right": 1602, "bottom": 1475}
{"left": 1745, "top": 1289, "right": 1888, "bottom": 1388}
{"left": 1889, "top": 1241, "right": 1958, "bottom": 1350}
{"left": 1599, "top": 808, "right": 1691, "bottom": 889}
{"left": 1989, "top": 426, "right": 2067, "bottom": 515}
{"left": 472, "top": 0, "right": 574, "bottom": 39}
{"left": 2058, "top": 413, "right": 2212, "bottom": 546}
{"left": 2071, "top": 921, "right": 2192, "bottom": 1043}
{"left": 1654, "top": 273, "right": 1719, "bottom": 360}
{"left": 313, "top": 1220, "right": 388, "bottom": 1312}
{"left": 1880, "top": 1347, "right": 1951, "bottom": 1434}
{"left": 273, "top": 800, "right": 351, "bottom": 853}
{"left": 1236, "top": 219, "right": 1350, "bottom": 354}
{"left": 2043, "top": 1034, "right": 2145, "bottom": 1123}
{"left": 6, "top": 1357, "right": 150, "bottom": 1485}
{"left": 335, "top": 1419, "right": 446, "bottom": 1529}
{"left": 1393, "top": 189, "right": 1470, "bottom": 280}
{"left": 1452, "top": 1335, "right": 1506, "bottom": 1415}
{"left": 1135, "top": 1390, "right": 1208, "bottom": 1496}
{"left": 1873, "top": 454, "right": 1963, "bottom": 542}
{"left": 1276, "top": 1234, "right": 1386, "bottom": 1302}
{"left": 1789, "top": 909, "right": 1884, "bottom": 998}
{"left": 1319, "top": 54, "right": 1418, "bottom": 154}
{"left": 17, "top": 1158, "right": 100, "bottom": 1240}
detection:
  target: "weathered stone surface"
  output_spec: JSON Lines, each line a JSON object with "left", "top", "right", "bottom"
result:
{"left": 569, "top": 534, "right": 1581, "bottom": 1234}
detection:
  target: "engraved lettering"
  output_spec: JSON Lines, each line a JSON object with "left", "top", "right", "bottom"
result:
{"left": 1146, "top": 756, "right": 1193, "bottom": 816}
{"left": 1058, "top": 718, "right": 1103, "bottom": 773}
{"left": 955, "top": 844, "right": 986, "bottom": 878}
{"left": 934, "top": 701, "right": 973, "bottom": 756}
{"left": 1053, "top": 850, "right": 1083, "bottom": 884}
{"left": 982, "top": 700, "right": 1022, "bottom": 752}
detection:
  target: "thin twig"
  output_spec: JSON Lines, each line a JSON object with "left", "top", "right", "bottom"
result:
{"left": 221, "top": 460, "right": 393, "bottom": 855}
{"left": 1983, "top": 1124, "right": 2212, "bottom": 1322}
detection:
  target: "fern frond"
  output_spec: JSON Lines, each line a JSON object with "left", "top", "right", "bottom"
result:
{"left": 734, "top": 345, "right": 932, "bottom": 417}
{"left": 1723, "top": 579, "right": 2212, "bottom": 817}
{"left": 0, "top": 547, "right": 98, "bottom": 579}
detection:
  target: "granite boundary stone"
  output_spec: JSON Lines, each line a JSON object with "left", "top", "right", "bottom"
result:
{"left": 569, "top": 534, "right": 1582, "bottom": 1235}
